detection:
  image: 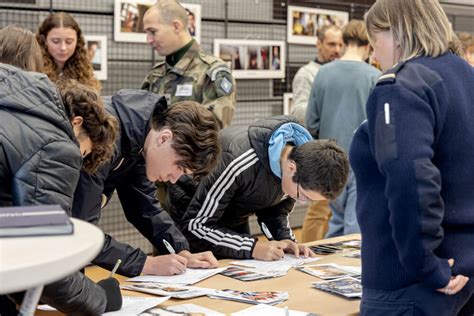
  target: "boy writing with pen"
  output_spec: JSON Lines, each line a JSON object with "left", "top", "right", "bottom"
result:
{"left": 168, "top": 116, "right": 349, "bottom": 260}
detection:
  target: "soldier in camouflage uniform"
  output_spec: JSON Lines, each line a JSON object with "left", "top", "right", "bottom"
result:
{"left": 142, "top": 0, "right": 236, "bottom": 128}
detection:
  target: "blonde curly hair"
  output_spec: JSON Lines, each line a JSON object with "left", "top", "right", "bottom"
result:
{"left": 37, "top": 12, "right": 101, "bottom": 92}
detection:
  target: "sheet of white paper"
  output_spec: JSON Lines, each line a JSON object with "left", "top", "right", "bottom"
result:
{"left": 102, "top": 296, "right": 169, "bottom": 315}
{"left": 231, "top": 304, "right": 310, "bottom": 316}
{"left": 38, "top": 296, "right": 170, "bottom": 315}
{"left": 126, "top": 267, "right": 226, "bottom": 285}
{"left": 230, "top": 255, "right": 320, "bottom": 273}
{"left": 166, "top": 303, "right": 225, "bottom": 315}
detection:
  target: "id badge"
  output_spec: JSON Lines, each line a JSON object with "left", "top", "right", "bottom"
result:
{"left": 175, "top": 84, "right": 193, "bottom": 97}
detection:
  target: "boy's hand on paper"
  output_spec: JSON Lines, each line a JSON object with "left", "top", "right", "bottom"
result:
{"left": 252, "top": 240, "right": 286, "bottom": 261}
{"left": 280, "top": 239, "right": 315, "bottom": 258}
{"left": 178, "top": 250, "right": 219, "bottom": 268}
{"left": 142, "top": 254, "right": 187, "bottom": 275}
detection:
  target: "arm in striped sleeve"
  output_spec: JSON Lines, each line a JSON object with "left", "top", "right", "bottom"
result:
{"left": 182, "top": 149, "right": 259, "bottom": 259}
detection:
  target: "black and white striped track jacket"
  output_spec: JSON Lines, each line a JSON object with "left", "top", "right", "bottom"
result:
{"left": 180, "top": 115, "right": 297, "bottom": 259}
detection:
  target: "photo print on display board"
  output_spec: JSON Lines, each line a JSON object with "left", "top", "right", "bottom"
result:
{"left": 287, "top": 5, "right": 349, "bottom": 45}
{"left": 214, "top": 39, "right": 285, "bottom": 79}
{"left": 84, "top": 35, "right": 108, "bottom": 80}
{"left": 114, "top": 0, "right": 201, "bottom": 43}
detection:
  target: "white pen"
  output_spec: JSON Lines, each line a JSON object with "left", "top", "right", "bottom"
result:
{"left": 384, "top": 102, "right": 390, "bottom": 124}
{"left": 284, "top": 306, "right": 289, "bottom": 316}
{"left": 109, "top": 259, "right": 122, "bottom": 278}
{"left": 163, "top": 239, "right": 176, "bottom": 254}
{"left": 261, "top": 222, "right": 274, "bottom": 241}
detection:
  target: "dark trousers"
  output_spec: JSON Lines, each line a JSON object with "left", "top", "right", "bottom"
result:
{"left": 360, "top": 280, "right": 474, "bottom": 316}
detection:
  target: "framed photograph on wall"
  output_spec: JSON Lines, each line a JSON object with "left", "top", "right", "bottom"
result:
{"left": 214, "top": 39, "right": 285, "bottom": 79}
{"left": 283, "top": 93, "right": 293, "bottom": 115}
{"left": 114, "top": 0, "right": 201, "bottom": 43}
{"left": 84, "top": 35, "right": 108, "bottom": 81}
{"left": 287, "top": 5, "right": 349, "bottom": 45}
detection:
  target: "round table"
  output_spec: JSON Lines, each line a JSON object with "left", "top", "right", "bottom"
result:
{"left": 0, "top": 218, "right": 104, "bottom": 315}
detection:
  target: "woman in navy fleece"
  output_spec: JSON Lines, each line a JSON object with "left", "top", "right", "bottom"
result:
{"left": 350, "top": 0, "right": 474, "bottom": 314}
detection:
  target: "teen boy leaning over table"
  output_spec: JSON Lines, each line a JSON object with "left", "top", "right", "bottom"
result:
{"left": 168, "top": 115, "right": 350, "bottom": 260}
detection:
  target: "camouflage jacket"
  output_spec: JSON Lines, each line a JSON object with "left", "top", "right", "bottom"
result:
{"left": 141, "top": 41, "right": 236, "bottom": 128}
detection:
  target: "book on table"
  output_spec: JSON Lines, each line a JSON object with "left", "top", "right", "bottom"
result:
{"left": 0, "top": 205, "right": 74, "bottom": 237}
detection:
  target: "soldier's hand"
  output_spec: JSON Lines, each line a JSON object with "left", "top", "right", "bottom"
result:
{"left": 142, "top": 255, "right": 187, "bottom": 275}
{"left": 252, "top": 240, "right": 286, "bottom": 261}
{"left": 178, "top": 250, "right": 219, "bottom": 268}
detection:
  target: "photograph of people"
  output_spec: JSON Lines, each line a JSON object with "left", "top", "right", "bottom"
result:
{"left": 272, "top": 45, "right": 281, "bottom": 70}
{"left": 86, "top": 40, "right": 101, "bottom": 71}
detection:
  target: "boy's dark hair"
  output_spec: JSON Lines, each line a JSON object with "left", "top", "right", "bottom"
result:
{"left": 289, "top": 140, "right": 349, "bottom": 200}
{"left": 151, "top": 101, "right": 221, "bottom": 180}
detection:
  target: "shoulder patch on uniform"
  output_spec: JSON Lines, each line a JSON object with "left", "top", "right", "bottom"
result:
{"left": 208, "top": 66, "right": 232, "bottom": 81}
{"left": 220, "top": 77, "right": 233, "bottom": 94}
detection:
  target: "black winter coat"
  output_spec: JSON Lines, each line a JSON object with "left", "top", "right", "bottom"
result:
{"left": 72, "top": 89, "right": 190, "bottom": 277}
{"left": 172, "top": 116, "right": 297, "bottom": 259}
{"left": 0, "top": 64, "right": 108, "bottom": 315}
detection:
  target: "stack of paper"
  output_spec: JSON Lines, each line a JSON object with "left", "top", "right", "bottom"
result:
{"left": 209, "top": 289, "right": 288, "bottom": 305}
{"left": 229, "top": 254, "right": 320, "bottom": 274}
{"left": 296, "top": 264, "right": 360, "bottom": 280}
{"left": 312, "top": 277, "right": 362, "bottom": 298}
{"left": 126, "top": 267, "right": 225, "bottom": 285}
{"left": 122, "top": 283, "right": 216, "bottom": 299}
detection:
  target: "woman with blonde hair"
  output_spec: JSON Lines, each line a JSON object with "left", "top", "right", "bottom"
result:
{"left": 1, "top": 25, "right": 121, "bottom": 315}
{"left": 37, "top": 12, "right": 101, "bottom": 91}
{"left": 349, "top": 0, "right": 474, "bottom": 314}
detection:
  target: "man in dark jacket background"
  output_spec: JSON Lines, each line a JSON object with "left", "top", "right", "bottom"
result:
{"left": 72, "top": 89, "right": 221, "bottom": 277}
{"left": 169, "top": 116, "right": 349, "bottom": 260}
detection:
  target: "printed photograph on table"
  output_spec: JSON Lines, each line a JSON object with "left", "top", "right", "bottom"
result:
{"left": 287, "top": 5, "right": 349, "bottom": 45}
{"left": 122, "top": 282, "right": 216, "bottom": 299}
{"left": 214, "top": 39, "right": 285, "bottom": 79}
{"left": 84, "top": 35, "right": 107, "bottom": 81}
{"left": 312, "top": 276, "right": 362, "bottom": 298}
{"left": 283, "top": 93, "right": 294, "bottom": 115}
{"left": 209, "top": 289, "right": 288, "bottom": 305}
{"left": 114, "top": 0, "right": 201, "bottom": 43}
{"left": 297, "top": 264, "right": 359, "bottom": 280}
{"left": 220, "top": 266, "right": 282, "bottom": 281}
